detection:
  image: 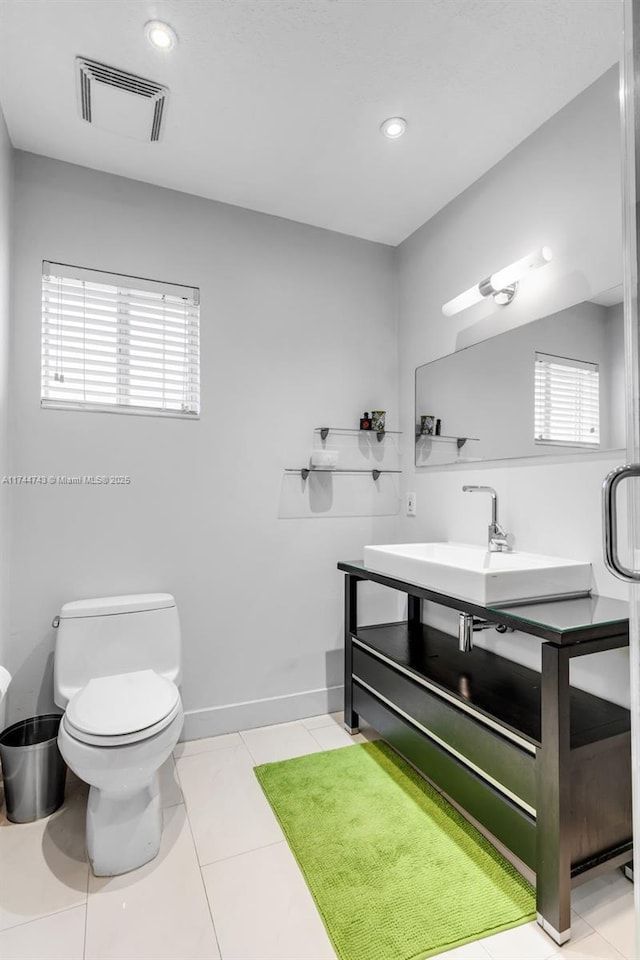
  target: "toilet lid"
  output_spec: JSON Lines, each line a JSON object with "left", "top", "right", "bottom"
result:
{"left": 65, "top": 670, "right": 180, "bottom": 737}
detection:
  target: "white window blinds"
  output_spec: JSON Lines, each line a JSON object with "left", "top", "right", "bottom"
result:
{"left": 41, "top": 262, "right": 200, "bottom": 418}
{"left": 534, "top": 352, "right": 599, "bottom": 447}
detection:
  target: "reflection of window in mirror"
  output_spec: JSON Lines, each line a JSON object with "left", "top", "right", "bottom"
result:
{"left": 534, "top": 353, "right": 600, "bottom": 447}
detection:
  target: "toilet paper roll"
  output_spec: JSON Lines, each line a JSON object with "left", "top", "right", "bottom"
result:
{"left": 0, "top": 665, "right": 12, "bottom": 702}
{"left": 310, "top": 449, "right": 339, "bottom": 469}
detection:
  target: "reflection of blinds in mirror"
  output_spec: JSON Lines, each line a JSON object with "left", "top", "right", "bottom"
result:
{"left": 534, "top": 353, "right": 600, "bottom": 447}
{"left": 41, "top": 262, "right": 200, "bottom": 418}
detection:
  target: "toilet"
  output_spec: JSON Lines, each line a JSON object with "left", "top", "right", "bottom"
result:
{"left": 53, "top": 593, "right": 184, "bottom": 877}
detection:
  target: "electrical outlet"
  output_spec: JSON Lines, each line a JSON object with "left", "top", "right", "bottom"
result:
{"left": 406, "top": 491, "right": 416, "bottom": 516}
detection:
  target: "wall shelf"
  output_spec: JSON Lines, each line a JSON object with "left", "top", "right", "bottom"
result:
{"left": 316, "top": 426, "right": 402, "bottom": 443}
{"left": 280, "top": 422, "right": 402, "bottom": 517}
{"left": 286, "top": 467, "right": 401, "bottom": 481}
{"left": 415, "top": 433, "right": 480, "bottom": 450}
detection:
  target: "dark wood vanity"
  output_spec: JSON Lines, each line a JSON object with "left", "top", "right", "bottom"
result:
{"left": 338, "top": 560, "right": 632, "bottom": 945}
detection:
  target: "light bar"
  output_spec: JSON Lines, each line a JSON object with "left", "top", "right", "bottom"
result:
{"left": 442, "top": 247, "right": 553, "bottom": 318}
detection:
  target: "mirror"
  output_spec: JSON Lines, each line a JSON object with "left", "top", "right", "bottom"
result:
{"left": 415, "top": 288, "right": 624, "bottom": 466}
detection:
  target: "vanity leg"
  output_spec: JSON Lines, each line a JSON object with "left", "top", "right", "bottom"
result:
{"left": 536, "top": 642, "right": 572, "bottom": 944}
{"left": 408, "top": 595, "right": 422, "bottom": 633}
{"left": 344, "top": 574, "right": 359, "bottom": 734}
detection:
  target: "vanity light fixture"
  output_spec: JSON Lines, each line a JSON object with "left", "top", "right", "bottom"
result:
{"left": 442, "top": 247, "right": 553, "bottom": 317}
{"left": 145, "top": 20, "right": 178, "bottom": 51}
{"left": 380, "top": 117, "right": 407, "bottom": 139}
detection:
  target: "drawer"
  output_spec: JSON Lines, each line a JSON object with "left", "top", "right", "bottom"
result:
{"left": 354, "top": 682, "right": 537, "bottom": 870}
{"left": 353, "top": 641, "right": 536, "bottom": 812}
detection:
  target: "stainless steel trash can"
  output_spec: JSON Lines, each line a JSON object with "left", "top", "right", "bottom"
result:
{"left": 0, "top": 715, "right": 67, "bottom": 822}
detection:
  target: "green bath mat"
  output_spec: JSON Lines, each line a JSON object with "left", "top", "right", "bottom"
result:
{"left": 254, "top": 740, "right": 535, "bottom": 960}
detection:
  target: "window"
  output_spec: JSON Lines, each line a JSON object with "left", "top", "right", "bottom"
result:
{"left": 534, "top": 352, "right": 599, "bottom": 447}
{"left": 41, "top": 262, "right": 200, "bottom": 418}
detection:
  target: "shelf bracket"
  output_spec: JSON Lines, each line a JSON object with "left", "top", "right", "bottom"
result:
{"left": 457, "top": 437, "right": 467, "bottom": 449}
{"left": 376, "top": 431, "right": 385, "bottom": 443}
{"left": 320, "top": 427, "right": 330, "bottom": 441}
{"left": 301, "top": 468, "right": 310, "bottom": 480}
{"left": 372, "top": 469, "right": 381, "bottom": 481}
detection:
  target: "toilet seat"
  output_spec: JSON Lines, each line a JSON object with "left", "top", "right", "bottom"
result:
{"left": 64, "top": 669, "right": 181, "bottom": 746}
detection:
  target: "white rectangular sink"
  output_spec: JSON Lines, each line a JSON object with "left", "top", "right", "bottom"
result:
{"left": 362, "top": 541, "right": 592, "bottom": 605}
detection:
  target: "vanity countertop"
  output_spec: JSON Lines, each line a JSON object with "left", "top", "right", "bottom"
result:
{"left": 338, "top": 560, "right": 629, "bottom": 645}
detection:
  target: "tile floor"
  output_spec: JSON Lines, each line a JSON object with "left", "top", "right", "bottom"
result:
{"left": 0, "top": 713, "right": 635, "bottom": 960}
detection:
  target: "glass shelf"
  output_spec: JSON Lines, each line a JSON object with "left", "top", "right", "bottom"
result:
{"left": 415, "top": 433, "right": 480, "bottom": 450}
{"left": 285, "top": 468, "right": 402, "bottom": 481}
{"left": 315, "top": 426, "right": 402, "bottom": 443}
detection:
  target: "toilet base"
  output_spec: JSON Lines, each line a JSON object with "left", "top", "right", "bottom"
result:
{"left": 87, "top": 773, "right": 162, "bottom": 876}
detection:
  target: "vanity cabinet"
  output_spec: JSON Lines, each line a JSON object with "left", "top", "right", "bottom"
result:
{"left": 338, "top": 561, "right": 632, "bottom": 945}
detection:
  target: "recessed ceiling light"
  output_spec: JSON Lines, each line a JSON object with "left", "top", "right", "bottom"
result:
{"left": 380, "top": 117, "right": 407, "bottom": 139}
{"left": 145, "top": 20, "right": 178, "bottom": 51}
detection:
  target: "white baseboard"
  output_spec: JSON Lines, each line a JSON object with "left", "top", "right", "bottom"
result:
{"left": 180, "top": 684, "right": 343, "bottom": 741}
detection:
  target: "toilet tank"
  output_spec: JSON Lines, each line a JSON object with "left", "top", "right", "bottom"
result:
{"left": 53, "top": 593, "right": 181, "bottom": 708}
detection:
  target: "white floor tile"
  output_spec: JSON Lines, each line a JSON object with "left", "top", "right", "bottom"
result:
{"left": 0, "top": 774, "right": 89, "bottom": 931}
{"left": 239, "top": 720, "right": 324, "bottom": 764}
{"left": 568, "top": 911, "right": 596, "bottom": 945}
{"left": 202, "top": 841, "right": 336, "bottom": 960}
{"left": 2, "top": 715, "right": 637, "bottom": 960}
{"left": 548, "top": 930, "right": 627, "bottom": 959}
{"left": 85, "top": 804, "right": 219, "bottom": 960}
{"left": 571, "top": 872, "right": 635, "bottom": 959}
{"left": 308, "top": 723, "right": 367, "bottom": 750}
{"left": 436, "top": 941, "right": 493, "bottom": 959}
{"left": 159, "top": 756, "right": 183, "bottom": 807}
{"left": 483, "top": 919, "right": 558, "bottom": 960}
{"left": 481, "top": 909, "right": 591, "bottom": 960}
{"left": 176, "top": 744, "right": 283, "bottom": 865}
{"left": 571, "top": 871, "right": 632, "bottom": 916}
{"left": 300, "top": 713, "right": 342, "bottom": 731}
{"left": 0, "top": 905, "right": 86, "bottom": 960}
{"left": 174, "top": 732, "right": 243, "bottom": 759}
{"left": 304, "top": 711, "right": 380, "bottom": 740}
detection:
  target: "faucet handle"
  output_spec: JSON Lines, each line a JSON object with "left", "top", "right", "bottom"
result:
{"left": 489, "top": 522, "right": 511, "bottom": 552}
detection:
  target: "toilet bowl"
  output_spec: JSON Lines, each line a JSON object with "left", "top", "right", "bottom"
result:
{"left": 57, "top": 669, "right": 183, "bottom": 876}
{"left": 53, "top": 593, "right": 183, "bottom": 876}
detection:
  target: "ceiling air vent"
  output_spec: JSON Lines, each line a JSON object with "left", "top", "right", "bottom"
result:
{"left": 76, "top": 57, "right": 169, "bottom": 142}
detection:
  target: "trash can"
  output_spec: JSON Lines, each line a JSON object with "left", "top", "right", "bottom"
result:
{"left": 0, "top": 715, "right": 67, "bottom": 822}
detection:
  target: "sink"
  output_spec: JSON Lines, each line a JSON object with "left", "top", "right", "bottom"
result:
{"left": 362, "top": 541, "right": 592, "bottom": 605}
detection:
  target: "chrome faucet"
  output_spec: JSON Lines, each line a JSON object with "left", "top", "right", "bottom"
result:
{"left": 462, "top": 485, "right": 511, "bottom": 552}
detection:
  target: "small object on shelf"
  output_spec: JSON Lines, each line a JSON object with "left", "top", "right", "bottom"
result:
{"left": 360, "top": 412, "right": 372, "bottom": 431}
{"left": 371, "top": 410, "right": 386, "bottom": 433}
{"left": 420, "top": 414, "right": 436, "bottom": 436}
{"left": 310, "top": 449, "right": 338, "bottom": 469}
{"left": 435, "top": 419, "right": 442, "bottom": 436}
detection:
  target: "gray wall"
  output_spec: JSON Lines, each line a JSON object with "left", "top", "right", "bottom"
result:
{"left": 0, "top": 107, "right": 11, "bottom": 728}
{"left": 7, "top": 153, "right": 398, "bottom": 735}
{"left": 396, "top": 68, "right": 631, "bottom": 706}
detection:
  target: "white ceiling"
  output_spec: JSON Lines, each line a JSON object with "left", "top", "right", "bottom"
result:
{"left": 0, "top": 0, "right": 622, "bottom": 245}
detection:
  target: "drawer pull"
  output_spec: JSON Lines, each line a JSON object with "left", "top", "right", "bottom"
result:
{"left": 352, "top": 636, "right": 536, "bottom": 755}
{"left": 353, "top": 675, "right": 536, "bottom": 817}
